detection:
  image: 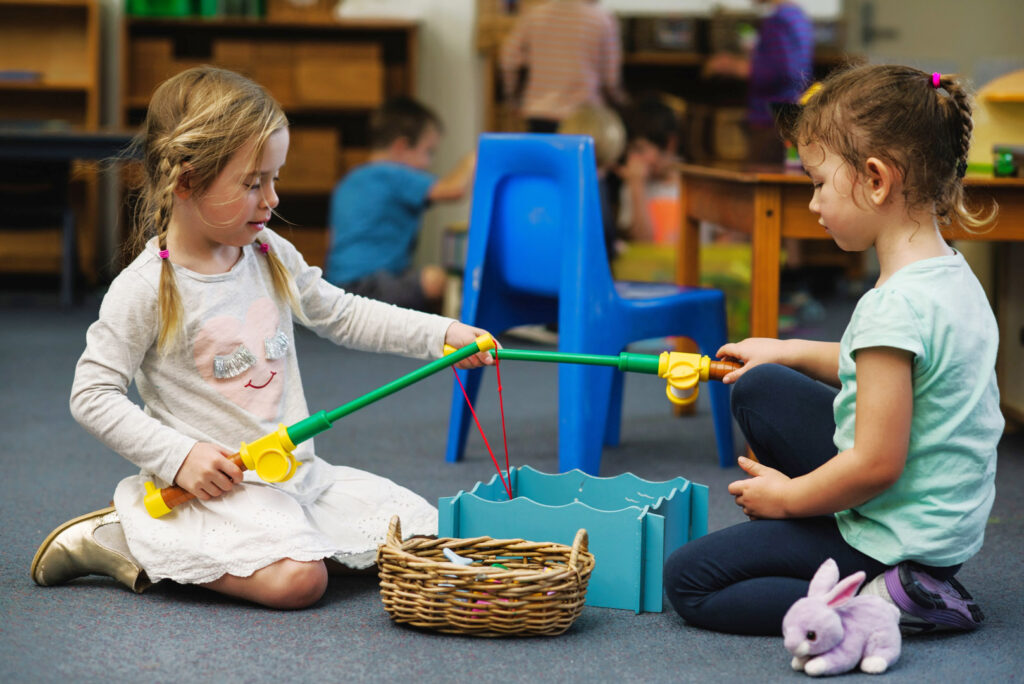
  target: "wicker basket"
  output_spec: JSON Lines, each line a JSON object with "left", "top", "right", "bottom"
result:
{"left": 376, "top": 516, "right": 595, "bottom": 637}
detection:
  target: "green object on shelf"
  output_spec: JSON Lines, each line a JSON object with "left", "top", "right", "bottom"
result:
{"left": 125, "top": 0, "right": 262, "bottom": 18}
{"left": 126, "top": 0, "right": 191, "bottom": 16}
{"left": 994, "top": 149, "right": 1017, "bottom": 178}
{"left": 194, "top": 0, "right": 222, "bottom": 16}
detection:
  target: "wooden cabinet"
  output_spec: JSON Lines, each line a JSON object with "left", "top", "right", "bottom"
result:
{"left": 121, "top": 17, "right": 418, "bottom": 267}
{"left": 0, "top": 0, "right": 102, "bottom": 283}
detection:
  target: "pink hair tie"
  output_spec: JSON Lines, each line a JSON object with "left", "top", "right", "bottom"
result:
{"left": 259, "top": 242, "right": 270, "bottom": 254}
{"left": 158, "top": 249, "right": 169, "bottom": 260}
{"left": 931, "top": 72, "right": 942, "bottom": 88}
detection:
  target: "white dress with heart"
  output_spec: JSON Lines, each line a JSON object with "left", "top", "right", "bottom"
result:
{"left": 71, "top": 230, "right": 446, "bottom": 583}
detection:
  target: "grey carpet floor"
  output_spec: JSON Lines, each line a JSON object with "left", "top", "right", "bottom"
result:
{"left": 2, "top": 293, "right": 1021, "bottom": 683}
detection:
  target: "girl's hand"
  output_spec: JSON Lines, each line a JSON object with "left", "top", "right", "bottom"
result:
{"left": 715, "top": 337, "right": 789, "bottom": 384}
{"left": 727, "top": 456, "right": 792, "bottom": 519}
{"left": 445, "top": 322, "right": 500, "bottom": 369}
{"left": 174, "top": 442, "right": 244, "bottom": 501}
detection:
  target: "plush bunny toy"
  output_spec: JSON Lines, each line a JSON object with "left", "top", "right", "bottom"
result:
{"left": 782, "top": 558, "right": 901, "bottom": 676}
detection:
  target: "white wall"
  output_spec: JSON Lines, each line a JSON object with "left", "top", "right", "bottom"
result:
{"left": 339, "top": 0, "right": 483, "bottom": 267}
{"left": 411, "top": 0, "right": 484, "bottom": 267}
{"left": 843, "top": 0, "right": 1024, "bottom": 85}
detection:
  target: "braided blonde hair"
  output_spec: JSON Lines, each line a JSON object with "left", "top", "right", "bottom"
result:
{"left": 791, "top": 63, "right": 997, "bottom": 231}
{"left": 125, "top": 66, "right": 302, "bottom": 352}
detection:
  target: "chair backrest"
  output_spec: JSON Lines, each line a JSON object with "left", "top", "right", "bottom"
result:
{"left": 463, "top": 134, "right": 613, "bottom": 310}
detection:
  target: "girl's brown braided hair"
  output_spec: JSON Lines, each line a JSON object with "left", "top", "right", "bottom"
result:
{"left": 791, "top": 63, "right": 996, "bottom": 231}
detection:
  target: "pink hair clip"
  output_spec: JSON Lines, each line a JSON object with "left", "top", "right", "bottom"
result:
{"left": 158, "top": 249, "right": 169, "bottom": 259}
{"left": 259, "top": 242, "right": 270, "bottom": 254}
{"left": 931, "top": 72, "right": 942, "bottom": 88}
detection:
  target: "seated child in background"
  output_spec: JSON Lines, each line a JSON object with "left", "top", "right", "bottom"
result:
{"left": 615, "top": 95, "right": 683, "bottom": 244}
{"left": 557, "top": 102, "right": 626, "bottom": 259}
{"left": 325, "top": 97, "right": 475, "bottom": 313}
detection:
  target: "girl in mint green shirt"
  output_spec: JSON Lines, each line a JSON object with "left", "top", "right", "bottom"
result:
{"left": 664, "top": 64, "right": 1002, "bottom": 637}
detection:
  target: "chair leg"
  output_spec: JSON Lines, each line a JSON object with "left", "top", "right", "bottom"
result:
{"left": 603, "top": 370, "right": 624, "bottom": 447}
{"left": 558, "top": 363, "right": 615, "bottom": 475}
{"left": 445, "top": 367, "right": 485, "bottom": 463}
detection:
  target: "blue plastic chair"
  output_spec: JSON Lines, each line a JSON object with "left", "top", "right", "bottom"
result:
{"left": 445, "top": 133, "right": 734, "bottom": 473}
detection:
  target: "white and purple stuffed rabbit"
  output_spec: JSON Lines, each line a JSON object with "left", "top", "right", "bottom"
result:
{"left": 782, "top": 558, "right": 901, "bottom": 676}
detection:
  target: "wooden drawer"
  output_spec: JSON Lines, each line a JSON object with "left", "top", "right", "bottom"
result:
{"left": 128, "top": 37, "right": 202, "bottom": 100}
{"left": 280, "top": 225, "right": 328, "bottom": 269}
{"left": 265, "top": 0, "right": 335, "bottom": 23}
{"left": 212, "top": 40, "right": 294, "bottom": 104}
{"left": 293, "top": 43, "right": 383, "bottom": 108}
{"left": 278, "top": 127, "right": 339, "bottom": 193}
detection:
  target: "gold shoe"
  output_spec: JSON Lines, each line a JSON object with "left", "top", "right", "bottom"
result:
{"left": 30, "top": 506, "right": 152, "bottom": 593}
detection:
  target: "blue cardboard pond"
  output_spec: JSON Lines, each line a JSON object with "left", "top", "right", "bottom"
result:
{"left": 438, "top": 465, "right": 708, "bottom": 613}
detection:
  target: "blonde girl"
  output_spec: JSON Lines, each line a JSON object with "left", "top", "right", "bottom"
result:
{"left": 31, "top": 66, "right": 494, "bottom": 609}
{"left": 664, "top": 64, "right": 1002, "bottom": 635}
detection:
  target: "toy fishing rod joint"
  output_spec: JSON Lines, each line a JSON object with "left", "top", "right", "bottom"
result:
{"left": 657, "top": 352, "right": 709, "bottom": 406}
{"left": 239, "top": 423, "right": 300, "bottom": 484}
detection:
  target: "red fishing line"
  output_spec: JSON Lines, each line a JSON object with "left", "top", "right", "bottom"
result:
{"left": 453, "top": 355, "right": 513, "bottom": 499}
{"left": 494, "top": 349, "right": 511, "bottom": 480}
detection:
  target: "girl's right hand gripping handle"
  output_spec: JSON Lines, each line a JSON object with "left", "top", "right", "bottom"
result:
{"left": 142, "top": 425, "right": 300, "bottom": 518}
{"left": 142, "top": 453, "right": 247, "bottom": 518}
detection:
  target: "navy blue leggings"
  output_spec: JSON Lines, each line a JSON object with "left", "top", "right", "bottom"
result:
{"left": 664, "top": 364, "right": 892, "bottom": 635}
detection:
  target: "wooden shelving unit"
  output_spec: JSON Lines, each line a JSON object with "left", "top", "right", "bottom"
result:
{"left": 121, "top": 16, "right": 419, "bottom": 268}
{"left": 0, "top": 0, "right": 102, "bottom": 282}
{"left": 0, "top": 0, "right": 101, "bottom": 127}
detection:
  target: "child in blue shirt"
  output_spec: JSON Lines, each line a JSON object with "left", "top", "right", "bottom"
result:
{"left": 325, "top": 97, "right": 475, "bottom": 312}
{"left": 664, "top": 64, "right": 1002, "bottom": 636}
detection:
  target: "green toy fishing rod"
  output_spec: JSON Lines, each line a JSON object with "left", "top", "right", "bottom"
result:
{"left": 143, "top": 334, "right": 738, "bottom": 518}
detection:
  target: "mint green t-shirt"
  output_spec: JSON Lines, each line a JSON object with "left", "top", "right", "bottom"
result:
{"left": 833, "top": 251, "right": 1003, "bottom": 567}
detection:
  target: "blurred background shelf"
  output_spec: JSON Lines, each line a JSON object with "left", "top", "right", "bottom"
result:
{"left": 120, "top": 16, "right": 419, "bottom": 268}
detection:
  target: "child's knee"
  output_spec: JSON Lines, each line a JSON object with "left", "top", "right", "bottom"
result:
{"left": 263, "top": 559, "right": 328, "bottom": 609}
{"left": 730, "top": 363, "right": 785, "bottom": 417}
{"left": 663, "top": 545, "right": 704, "bottom": 617}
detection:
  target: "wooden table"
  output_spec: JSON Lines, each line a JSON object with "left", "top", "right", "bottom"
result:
{"left": 0, "top": 127, "right": 135, "bottom": 306}
{"left": 676, "top": 163, "right": 1024, "bottom": 339}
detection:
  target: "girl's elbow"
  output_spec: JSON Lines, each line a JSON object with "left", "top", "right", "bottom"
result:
{"left": 69, "top": 391, "right": 86, "bottom": 425}
{"left": 871, "top": 455, "right": 906, "bottom": 491}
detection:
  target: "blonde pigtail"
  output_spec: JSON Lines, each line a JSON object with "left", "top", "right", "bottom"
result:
{"left": 154, "top": 160, "right": 185, "bottom": 353}
{"left": 256, "top": 240, "right": 308, "bottom": 326}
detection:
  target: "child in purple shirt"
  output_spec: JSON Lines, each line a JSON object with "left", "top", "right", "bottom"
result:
{"left": 705, "top": 0, "right": 814, "bottom": 163}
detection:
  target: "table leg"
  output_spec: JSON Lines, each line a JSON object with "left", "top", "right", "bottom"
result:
{"left": 674, "top": 190, "right": 703, "bottom": 415}
{"left": 55, "top": 160, "right": 77, "bottom": 308}
{"left": 751, "top": 186, "right": 782, "bottom": 338}
{"left": 60, "top": 207, "right": 77, "bottom": 307}
{"left": 676, "top": 212, "right": 700, "bottom": 288}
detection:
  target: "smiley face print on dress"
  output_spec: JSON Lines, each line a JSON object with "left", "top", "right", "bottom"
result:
{"left": 193, "top": 297, "right": 289, "bottom": 421}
